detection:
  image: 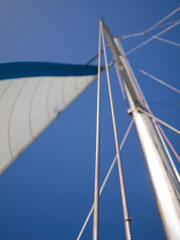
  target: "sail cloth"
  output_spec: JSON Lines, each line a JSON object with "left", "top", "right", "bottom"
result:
{"left": 0, "top": 62, "right": 99, "bottom": 175}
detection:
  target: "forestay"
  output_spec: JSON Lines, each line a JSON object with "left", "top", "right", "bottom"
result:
{"left": 0, "top": 62, "right": 98, "bottom": 175}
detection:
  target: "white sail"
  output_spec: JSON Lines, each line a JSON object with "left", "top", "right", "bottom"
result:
{"left": 0, "top": 62, "right": 98, "bottom": 174}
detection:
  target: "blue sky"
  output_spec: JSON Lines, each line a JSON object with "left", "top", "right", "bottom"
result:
{"left": 0, "top": 0, "right": 180, "bottom": 239}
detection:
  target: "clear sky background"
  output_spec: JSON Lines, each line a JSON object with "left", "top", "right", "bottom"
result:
{"left": 0, "top": 0, "right": 180, "bottom": 239}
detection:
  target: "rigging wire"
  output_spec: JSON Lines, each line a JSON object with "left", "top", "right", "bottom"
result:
{"left": 86, "top": 48, "right": 104, "bottom": 65}
{"left": 137, "top": 69, "right": 180, "bottom": 94}
{"left": 121, "top": 28, "right": 180, "bottom": 48}
{"left": 152, "top": 36, "right": 180, "bottom": 47}
{"left": 113, "top": 35, "right": 180, "bottom": 164}
{"left": 101, "top": 21, "right": 132, "bottom": 240}
{"left": 92, "top": 23, "right": 102, "bottom": 240}
{"left": 119, "top": 6, "right": 180, "bottom": 40}
{"left": 122, "top": 6, "right": 180, "bottom": 53}
{"left": 123, "top": 54, "right": 180, "bottom": 164}
{"left": 120, "top": 19, "right": 180, "bottom": 40}
{"left": 86, "top": 18, "right": 180, "bottom": 65}
{"left": 87, "top": 8, "right": 180, "bottom": 64}
{"left": 157, "top": 123, "right": 180, "bottom": 163}
{"left": 138, "top": 105, "right": 180, "bottom": 162}
{"left": 77, "top": 119, "right": 134, "bottom": 240}
{"left": 114, "top": 32, "right": 180, "bottom": 172}
{"left": 126, "top": 19, "right": 180, "bottom": 55}
{"left": 86, "top": 46, "right": 110, "bottom": 66}
{"left": 144, "top": 7, "right": 180, "bottom": 33}
{"left": 137, "top": 107, "right": 180, "bottom": 135}
{"left": 149, "top": 102, "right": 180, "bottom": 107}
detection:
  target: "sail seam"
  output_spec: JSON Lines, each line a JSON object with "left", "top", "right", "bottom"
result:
{"left": 28, "top": 78, "right": 42, "bottom": 138}
{"left": 8, "top": 79, "right": 29, "bottom": 158}
{"left": 46, "top": 77, "right": 55, "bottom": 121}
{"left": 0, "top": 80, "right": 13, "bottom": 98}
{"left": 61, "top": 78, "right": 66, "bottom": 108}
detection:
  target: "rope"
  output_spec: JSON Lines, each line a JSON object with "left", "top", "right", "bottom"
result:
{"left": 86, "top": 48, "right": 105, "bottom": 65}
{"left": 77, "top": 119, "right": 134, "bottom": 240}
{"left": 101, "top": 22, "right": 132, "bottom": 240}
{"left": 92, "top": 23, "right": 102, "bottom": 240}
{"left": 126, "top": 19, "right": 180, "bottom": 55}
{"left": 138, "top": 69, "right": 180, "bottom": 94}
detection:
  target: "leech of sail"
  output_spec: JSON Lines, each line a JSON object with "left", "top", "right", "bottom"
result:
{"left": 0, "top": 62, "right": 99, "bottom": 175}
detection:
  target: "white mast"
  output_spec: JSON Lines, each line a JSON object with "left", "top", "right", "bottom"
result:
{"left": 102, "top": 21, "right": 180, "bottom": 240}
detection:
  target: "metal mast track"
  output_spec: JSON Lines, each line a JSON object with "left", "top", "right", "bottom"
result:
{"left": 102, "top": 21, "right": 180, "bottom": 240}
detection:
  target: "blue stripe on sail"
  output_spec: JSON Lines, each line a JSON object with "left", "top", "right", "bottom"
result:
{"left": 0, "top": 62, "right": 99, "bottom": 80}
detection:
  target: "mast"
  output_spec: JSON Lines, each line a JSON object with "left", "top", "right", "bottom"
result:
{"left": 102, "top": 21, "right": 180, "bottom": 240}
